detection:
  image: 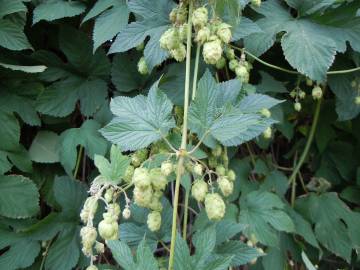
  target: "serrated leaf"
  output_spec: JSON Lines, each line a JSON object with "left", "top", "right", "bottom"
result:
{"left": 216, "top": 241, "right": 263, "bottom": 266}
{"left": 0, "top": 240, "right": 40, "bottom": 270}
{"left": 29, "top": 131, "right": 60, "bottom": 163}
{"left": 281, "top": 20, "right": 336, "bottom": 82}
{"left": 189, "top": 71, "right": 278, "bottom": 147}
{"left": 0, "top": 18, "right": 32, "bottom": 50}
{"left": 136, "top": 239, "right": 159, "bottom": 270}
{"left": 101, "top": 83, "right": 175, "bottom": 151}
{"left": 232, "top": 17, "right": 262, "bottom": 41}
{"left": 237, "top": 93, "right": 283, "bottom": 113}
{"left": 109, "top": 0, "right": 174, "bottom": 69}
{"left": 202, "top": 255, "right": 234, "bottom": 270}
{"left": 0, "top": 175, "right": 39, "bottom": 219}
{"left": 92, "top": 2, "right": 130, "bottom": 51}
{"left": 33, "top": 0, "right": 86, "bottom": 24}
{"left": 59, "top": 120, "right": 108, "bottom": 175}
{"left": 239, "top": 191, "right": 295, "bottom": 246}
{"left": 192, "top": 226, "right": 217, "bottom": 269}
{"left": 174, "top": 234, "right": 192, "bottom": 270}
{"left": 0, "top": 0, "right": 27, "bottom": 18}
{"left": 107, "top": 240, "right": 136, "bottom": 270}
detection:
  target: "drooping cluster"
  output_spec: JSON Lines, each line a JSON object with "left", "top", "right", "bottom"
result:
{"left": 227, "top": 50, "right": 253, "bottom": 83}
{"left": 190, "top": 144, "right": 236, "bottom": 221}
{"left": 290, "top": 85, "right": 306, "bottom": 112}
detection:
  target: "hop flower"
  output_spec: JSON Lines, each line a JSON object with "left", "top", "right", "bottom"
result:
{"left": 299, "top": 90, "right": 306, "bottom": 99}
{"left": 160, "top": 28, "right": 180, "bottom": 50}
{"left": 161, "top": 161, "right": 173, "bottom": 176}
{"left": 95, "top": 241, "right": 105, "bottom": 254}
{"left": 289, "top": 90, "right": 297, "bottom": 99}
{"left": 80, "top": 226, "right": 97, "bottom": 250}
{"left": 122, "top": 207, "right": 131, "bottom": 219}
{"left": 212, "top": 145, "right": 222, "bottom": 157}
{"left": 262, "top": 127, "right": 272, "bottom": 139}
{"left": 107, "top": 203, "right": 121, "bottom": 219}
{"left": 260, "top": 108, "right": 271, "bottom": 118}
{"left": 203, "top": 39, "right": 223, "bottom": 65}
{"left": 251, "top": 0, "right": 262, "bottom": 8}
{"left": 195, "top": 26, "right": 210, "bottom": 44}
{"left": 133, "top": 168, "right": 151, "bottom": 189}
{"left": 137, "top": 57, "right": 149, "bottom": 75}
{"left": 205, "top": 193, "right": 226, "bottom": 221}
{"left": 148, "top": 196, "right": 163, "bottom": 211}
{"left": 86, "top": 266, "right": 98, "bottom": 270}
{"left": 98, "top": 213, "right": 118, "bottom": 240}
{"left": 191, "top": 179, "right": 208, "bottom": 202}
{"left": 216, "top": 165, "right": 226, "bottom": 176}
{"left": 133, "top": 186, "right": 153, "bottom": 207}
{"left": 147, "top": 211, "right": 162, "bottom": 232}
{"left": 179, "top": 23, "right": 188, "bottom": 41}
{"left": 227, "top": 170, "right": 236, "bottom": 181}
{"left": 192, "top": 7, "right": 208, "bottom": 29}
{"left": 170, "top": 6, "right": 188, "bottom": 24}
{"left": 136, "top": 42, "right": 144, "bottom": 51}
{"left": 215, "top": 57, "right": 226, "bottom": 70}
{"left": 294, "top": 102, "right": 302, "bottom": 112}
{"left": 225, "top": 47, "right": 235, "bottom": 60}
{"left": 312, "top": 86, "right": 323, "bottom": 100}
{"left": 193, "top": 163, "right": 203, "bottom": 176}
{"left": 170, "top": 43, "right": 186, "bottom": 62}
{"left": 150, "top": 168, "right": 168, "bottom": 191}
{"left": 228, "top": 59, "right": 239, "bottom": 71}
{"left": 235, "top": 65, "right": 248, "bottom": 79}
{"left": 104, "top": 188, "right": 114, "bottom": 203}
{"left": 216, "top": 23, "right": 232, "bottom": 43}
{"left": 208, "top": 156, "right": 217, "bottom": 168}
{"left": 80, "top": 197, "right": 98, "bottom": 223}
{"left": 218, "top": 176, "right": 233, "bottom": 197}
{"left": 355, "top": 96, "right": 360, "bottom": 105}
{"left": 124, "top": 165, "right": 135, "bottom": 183}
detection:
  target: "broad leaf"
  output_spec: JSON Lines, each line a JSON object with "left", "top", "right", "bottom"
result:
{"left": 107, "top": 240, "right": 136, "bottom": 270}
{"left": 0, "top": 175, "right": 39, "bottom": 219}
{"left": 239, "top": 191, "right": 295, "bottom": 246}
{"left": 59, "top": 120, "right": 108, "bottom": 175}
{"left": 0, "top": 0, "right": 27, "bottom": 18}
{"left": 0, "top": 18, "right": 32, "bottom": 50}
{"left": 101, "top": 83, "right": 175, "bottom": 151}
{"left": 29, "top": 131, "right": 60, "bottom": 163}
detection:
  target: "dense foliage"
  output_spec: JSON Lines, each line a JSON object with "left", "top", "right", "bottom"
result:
{"left": 1, "top": 0, "right": 360, "bottom": 270}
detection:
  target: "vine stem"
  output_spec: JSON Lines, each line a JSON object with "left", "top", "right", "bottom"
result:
{"left": 191, "top": 45, "right": 201, "bottom": 100}
{"left": 289, "top": 97, "right": 322, "bottom": 206}
{"left": 231, "top": 45, "right": 360, "bottom": 75}
{"left": 168, "top": 1, "right": 193, "bottom": 269}
{"left": 73, "top": 146, "right": 83, "bottom": 178}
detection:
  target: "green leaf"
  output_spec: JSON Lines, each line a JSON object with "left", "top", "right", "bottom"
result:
{"left": 0, "top": 151, "right": 12, "bottom": 174}
{"left": 0, "top": 0, "right": 27, "bottom": 18}
{"left": 82, "top": 0, "right": 119, "bottom": 22}
{"left": 281, "top": 19, "right": 336, "bottom": 82}
{"left": 136, "top": 239, "right": 159, "bottom": 270}
{"left": 0, "top": 110, "right": 20, "bottom": 152}
{"left": 256, "top": 71, "right": 287, "bottom": 93}
{"left": 0, "top": 175, "right": 39, "bottom": 219}
{"left": 101, "top": 83, "right": 175, "bottom": 151}
{"left": 0, "top": 18, "right": 32, "bottom": 50}
{"left": 192, "top": 226, "right": 217, "bottom": 269}
{"left": 202, "top": 255, "right": 233, "bottom": 270}
{"left": 239, "top": 191, "right": 295, "bottom": 246}
{"left": 29, "top": 131, "right": 60, "bottom": 163}
{"left": 92, "top": 2, "right": 130, "bottom": 51}
{"left": 285, "top": 0, "right": 337, "bottom": 15}
{"left": 94, "top": 145, "right": 130, "bottom": 184}
{"left": 0, "top": 240, "right": 40, "bottom": 270}
{"left": 111, "top": 53, "right": 145, "bottom": 93}
{"left": 45, "top": 226, "right": 80, "bottom": 270}
{"left": 295, "top": 192, "right": 359, "bottom": 262}
{"left": 0, "top": 62, "right": 46, "bottom": 73}
{"left": 174, "top": 234, "right": 192, "bottom": 270}
{"left": 59, "top": 120, "right": 107, "bottom": 175}
{"left": 109, "top": 0, "right": 174, "bottom": 69}
{"left": 107, "top": 240, "right": 136, "bottom": 270}
{"left": 189, "top": 71, "right": 278, "bottom": 147}
{"left": 216, "top": 241, "right": 263, "bottom": 266}
{"left": 33, "top": 0, "right": 86, "bottom": 24}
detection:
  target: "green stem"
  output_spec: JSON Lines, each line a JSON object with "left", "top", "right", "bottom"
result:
{"left": 191, "top": 45, "right": 201, "bottom": 101}
{"left": 231, "top": 45, "right": 360, "bottom": 75}
{"left": 289, "top": 98, "right": 322, "bottom": 206}
{"left": 73, "top": 146, "right": 83, "bottom": 178}
{"left": 39, "top": 239, "right": 53, "bottom": 270}
{"left": 168, "top": 2, "right": 193, "bottom": 269}
{"left": 246, "top": 143, "right": 256, "bottom": 168}
{"left": 182, "top": 190, "right": 190, "bottom": 239}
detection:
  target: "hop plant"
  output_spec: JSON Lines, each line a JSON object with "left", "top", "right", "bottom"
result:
{"left": 122, "top": 207, "right": 131, "bottom": 219}
{"left": 263, "top": 127, "right": 272, "bottom": 139}
{"left": 107, "top": 203, "right": 121, "bottom": 219}
{"left": 80, "top": 226, "right": 97, "bottom": 254}
{"left": 216, "top": 23, "right": 232, "bottom": 44}
{"left": 251, "top": 0, "right": 262, "bottom": 8}
{"left": 133, "top": 186, "right": 153, "bottom": 207}
{"left": 192, "top": 7, "right": 208, "bottom": 29}
{"left": 225, "top": 47, "right": 235, "bottom": 60}
{"left": 227, "top": 170, "right": 236, "bottom": 181}
{"left": 294, "top": 102, "right": 302, "bottom": 112}
{"left": 98, "top": 213, "right": 119, "bottom": 240}
{"left": 123, "top": 165, "right": 135, "bottom": 183}
{"left": 229, "top": 59, "right": 239, "bottom": 71}
{"left": 260, "top": 108, "right": 271, "bottom": 118}
{"left": 212, "top": 145, "right": 222, "bottom": 157}
{"left": 203, "top": 39, "right": 223, "bottom": 65}
{"left": 218, "top": 176, "right": 233, "bottom": 197}
{"left": 193, "top": 163, "right": 203, "bottom": 175}
{"left": 204, "top": 193, "right": 226, "bottom": 221}
{"left": 306, "top": 78, "right": 313, "bottom": 86}
{"left": 150, "top": 168, "right": 168, "bottom": 191}
{"left": 161, "top": 161, "right": 173, "bottom": 176}
{"left": 137, "top": 57, "right": 149, "bottom": 75}
{"left": 80, "top": 196, "right": 98, "bottom": 223}
{"left": 147, "top": 211, "right": 162, "bottom": 231}
{"left": 191, "top": 179, "right": 208, "bottom": 202}
{"left": 104, "top": 188, "right": 114, "bottom": 203}
{"left": 196, "top": 26, "right": 210, "bottom": 44}
{"left": 133, "top": 168, "right": 151, "bottom": 189}
{"left": 235, "top": 65, "right": 249, "bottom": 82}
{"left": 312, "top": 86, "right": 323, "bottom": 100}
{"left": 356, "top": 96, "right": 360, "bottom": 105}
{"left": 86, "top": 266, "right": 98, "bottom": 270}
{"left": 170, "top": 43, "right": 187, "bottom": 62}
{"left": 216, "top": 165, "right": 226, "bottom": 176}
